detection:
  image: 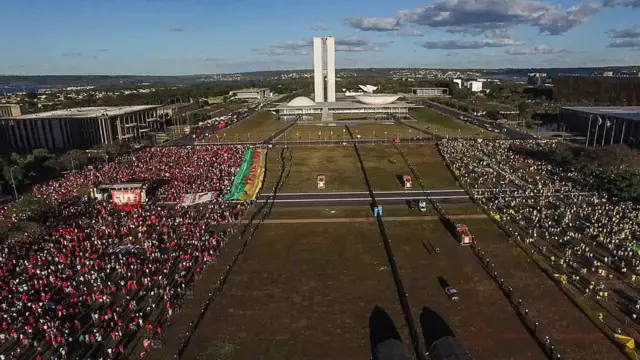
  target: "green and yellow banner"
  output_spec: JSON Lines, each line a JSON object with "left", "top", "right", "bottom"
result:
{"left": 224, "top": 148, "right": 266, "bottom": 201}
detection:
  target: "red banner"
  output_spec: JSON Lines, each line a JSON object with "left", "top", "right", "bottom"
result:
{"left": 111, "top": 190, "right": 142, "bottom": 210}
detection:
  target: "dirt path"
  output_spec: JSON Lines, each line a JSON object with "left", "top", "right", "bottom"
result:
{"left": 241, "top": 214, "right": 487, "bottom": 224}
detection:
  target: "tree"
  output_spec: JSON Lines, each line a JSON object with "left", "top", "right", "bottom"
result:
{"left": 103, "top": 142, "right": 132, "bottom": 157}
{"left": 59, "top": 149, "right": 89, "bottom": 171}
{"left": 485, "top": 110, "right": 501, "bottom": 121}
{"left": 24, "top": 91, "right": 39, "bottom": 101}
{"left": 7, "top": 221, "right": 46, "bottom": 243}
{"left": 9, "top": 195, "right": 55, "bottom": 222}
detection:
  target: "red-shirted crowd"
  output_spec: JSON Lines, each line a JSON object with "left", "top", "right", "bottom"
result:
{"left": 0, "top": 145, "right": 252, "bottom": 360}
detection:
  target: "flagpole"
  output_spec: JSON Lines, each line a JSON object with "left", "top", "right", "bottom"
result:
{"left": 593, "top": 116, "right": 600, "bottom": 147}
{"left": 602, "top": 116, "right": 607, "bottom": 146}
{"left": 585, "top": 115, "right": 592, "bottom": 147}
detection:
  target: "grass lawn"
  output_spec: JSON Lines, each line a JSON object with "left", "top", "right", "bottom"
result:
{"left": 205, "top": 111, "right": 285, "bottom": 142}
{"left": 279, "top": 123, "right": 351, "bottom": 142}
{"left": 180, "top": 223, "right": 411, "bottom": 360}
{"left": 347, "top": 123, "right": 419, "bottom": 139}
{"left": 267, "top": 203, "right": 483, "bottom": 220}
{"left": 464, "top": 219, "right": 621, "bottom": 359}
{"left": 399, "top": 144, "right": 460, "bottom": 189}
{"left": 385, "top": 220, "right": 545, "bottom": 360}
{"left": 262, "top": 146, "right": 366, "bottom": 193}
{"left": 358, "top": 144, "right": 458, "bottom": 191}
{"left": 409, "top": 108, "right": 496, "bottom": 138}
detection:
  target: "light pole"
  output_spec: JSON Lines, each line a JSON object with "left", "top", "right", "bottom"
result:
{"left": 9, "top": 166, "right": 19, "bottom": 200}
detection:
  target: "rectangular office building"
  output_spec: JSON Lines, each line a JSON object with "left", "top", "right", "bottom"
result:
{"left": 0, "top": 105, "right": 163, "bottom": 153}
{"left": 228, "top": 88, "right": 271, "bottom": 100}
{"left": 0, "top": 104, "right": 21, "bottom": 118}
{"left": 411, "top": 88, "right": 449, "bottom": 97}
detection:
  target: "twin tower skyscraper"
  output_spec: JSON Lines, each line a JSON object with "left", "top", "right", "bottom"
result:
{"left": 313, "top": 36, "right": 336, "bottom": 103}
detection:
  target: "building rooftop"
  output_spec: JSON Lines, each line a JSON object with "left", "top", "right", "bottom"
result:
{"left": 229, "top": 88, "right": 270, "bottom": 93}
{"left": 9, "top": 106, "right": 160, "bottom": 119}
{"left": 563, "top": 106, "right": 640, "bottom": 122}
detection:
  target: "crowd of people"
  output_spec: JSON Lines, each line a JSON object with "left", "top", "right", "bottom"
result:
{"left": 439, "top": 139, "right": 640, "bottom": 337}
{"left": 0, "top": 145, "right": 252, "bottom": 360}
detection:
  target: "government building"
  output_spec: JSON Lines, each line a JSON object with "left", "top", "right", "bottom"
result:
{"left": 0, "top": 105, "right": 163, "bottom": 153}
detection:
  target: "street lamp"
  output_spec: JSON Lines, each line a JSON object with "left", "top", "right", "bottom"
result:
{"left": 9, "top": 166, "right": 19, "bottom": 200}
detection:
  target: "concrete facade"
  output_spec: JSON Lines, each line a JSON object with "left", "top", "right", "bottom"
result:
{"left": 313, "top": 37, "right": 324, "bottom": 103}
{"left": 560, "top": 106, "right": 640, "bottom": 147}
{"left": 0, "top": 106, "right": 163, "bottom": 153}
{"left": 313, "top": 36, "right": 336, "bottom": 103}
{"left": 0, "top": 104, "right": 21, "bottom": 118}
{"left": 228, "top": 88, "right": 271, "bottom": 100}
{"left": 411, "top": 88, "right": 449, "bottom": 97}
{"left": 325, "top": 37, "right": 336, "bottom": 103}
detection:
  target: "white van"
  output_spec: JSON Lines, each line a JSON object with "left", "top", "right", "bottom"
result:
{"left": 418, "top": 199, "right": 428, "bottom": 212}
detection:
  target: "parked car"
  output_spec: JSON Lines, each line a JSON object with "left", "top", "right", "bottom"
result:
{"left": 418, "top": 199, "right": 427, "bottom": 212}
{"left": 444, "top": 286, "right": 459, "bottom": 301}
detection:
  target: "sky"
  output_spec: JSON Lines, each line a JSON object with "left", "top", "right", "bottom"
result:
{"left": 0, "top": 0, "right": 639, "bottom": 75}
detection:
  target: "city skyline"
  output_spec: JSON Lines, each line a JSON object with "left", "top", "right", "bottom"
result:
{"left": 1, "top": 0, "right": 639, "bottom": 75}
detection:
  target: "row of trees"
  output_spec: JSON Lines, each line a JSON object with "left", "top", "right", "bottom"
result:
{"left": 513, "top": 143, "right": 640, "bottom": 202}
{"left": 0, "top": 142, "right": 133, "bottom": 196}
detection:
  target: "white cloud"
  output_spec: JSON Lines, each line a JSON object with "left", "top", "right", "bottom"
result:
{"left": 394, "top": 28, "right": 425, "bottom": 37}
{"left": 607, "top": 39, "right": 640, "bottom": 48}
{"left": 344, "top": 17, "right": 402, "bottom": 32}
{"left": 421, "top": 38, "right": 524, "bottom": 49}
{"left": 257, "top": 36, "right": 391, "bottom": 55}
{"left": 607, "top": 25, "right": 640, "bottom": 39}
{"left": 505, "top": 45, "right": 571, "bottom": 55}
{"left": 396, "top": 0, "right": 601, "bottom": 36}
{"left": 603, "top": 0, "right": 640, "bottom": 7}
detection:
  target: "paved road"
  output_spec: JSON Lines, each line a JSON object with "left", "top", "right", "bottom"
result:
{"left": 257, "top": 189, "right": 472, "bottom": 207}
{"left": 241, "top": 214, "right": 487, "bottom": 224}
{"left": 423, "top": 100, "right": 534, "bottom": 140}
{"left": 256, "top": 189, "right": 589, "bottom": 207}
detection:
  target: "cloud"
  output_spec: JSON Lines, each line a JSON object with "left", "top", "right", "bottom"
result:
{"left": 394, "top": 28, "right": 425, "bottom": 37}
{"left": 397, "top": 0, "right": 601, "bottom": 36}
{"left": 258, "top": 36, "right": 390, "bottom": 55}
{"left": 202, "top": 57, "right": 224, "bottom": 62}
{"left": 607, "top": 25, "right": 640, "bottom": 39}
{"left": 344, "top": 17, "right": 402, "bottom": 32}
{"left": 95, "top": 49, "right": 110, "bottom": 52}
{"left": 61, "top": 52, "right": 83, "bottom": 57}
{"left": 506, "top": 45, "right": 571, "bottom": 55}
{"left": 421, "top": 38, "right": 524, "bottom": 49}
{"left": 446, "top": 52, "right": 458, "bottom": 56}
{"left": 169, "top": 27, "right": 184, "bottom": 32}
{"left": 311, "top": 23, "right": 329, "bottom": 31}
{"left": 607, "top": 39, "right": 640, "bottom": 48}
{"left": 603, "top": 0, "right": 640, "bottom": 7}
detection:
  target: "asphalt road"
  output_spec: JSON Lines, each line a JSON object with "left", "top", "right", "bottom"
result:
{"left": 423, "top": 100, "right": 534, "bottom": 140}
{"left": 257, "top": 190, "right": 472, "bottom": 207}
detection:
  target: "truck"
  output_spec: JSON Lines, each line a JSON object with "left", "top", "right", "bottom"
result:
{"left": 455, "top": 224, "right": 473, "bottom": 246}
{"left": 317, "top": 174, "right": 325, "bottom": 189}
{"left": 403, "top": 175, "right": 412, "bottom": 189}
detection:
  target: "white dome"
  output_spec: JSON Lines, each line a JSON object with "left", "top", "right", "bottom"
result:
{"left": 286, "top": 96, "right": 316, "bottom": 107}
{"left": 358, "top": 85, "right": 378, "bottom": 93}
{"left": 355, "top": 94, "right": 401, "bottom": 105}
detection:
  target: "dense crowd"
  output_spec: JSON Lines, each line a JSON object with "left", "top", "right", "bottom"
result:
{"left": 0, "top": 145, "right": 252, "bottom": 360}
{"left": 440, "top": 139, "right": 640, "bottom": 334}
